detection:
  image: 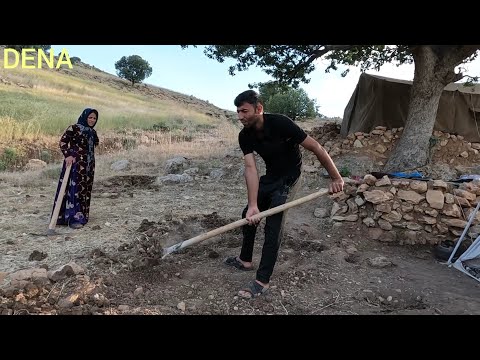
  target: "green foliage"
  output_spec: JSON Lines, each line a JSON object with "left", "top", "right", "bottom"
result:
{"left": 0, "top": 85, "right": 216, "bottom": 136}
{"left": 259, "top": 83, "right": 318, "bottom": 120}
{"left": 192, "top": 45, "right": 480, "bottom": 89}
{"left": 339, "top": 166, "right": 351, "bottom": 177}
{"left": 121, "top": 137, "right": 138, "bottom": 150}
{"left": 151, "top": 123, "right": 171, "bottom": 132}
{"left": 0, "top": 147, "right": 20, "bottom": 170}
{"left": 70, "top": 56, "right": 81, "bottom": 64}
{"left": 257, "top": 82, "right": 290, "bottom": 102}
{"left": 3, "top": 147, "right": 18, "bottom": 163}
{"left": 39, "top": 150, "right": 53, "bottom": 163}
{"left": 115, "top": 55, "right": 153, "bottom": 86}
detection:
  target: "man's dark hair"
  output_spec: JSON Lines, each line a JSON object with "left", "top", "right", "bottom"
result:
{"left": 234, "top": 90, "right": 263, "bottom": 108}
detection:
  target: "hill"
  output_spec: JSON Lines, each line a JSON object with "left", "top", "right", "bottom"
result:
{"left": 0, "top": 46, "right": 237, "bottom": 169}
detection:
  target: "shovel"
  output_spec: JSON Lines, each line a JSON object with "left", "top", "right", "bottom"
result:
{"left": 161, "top": 188, "right": 329, "bottom": 258}
{"left": 47, "top": 163, "right": 72, "bottom": 236}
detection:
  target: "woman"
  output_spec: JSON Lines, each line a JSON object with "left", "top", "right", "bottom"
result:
{"left": 51, "top": 108, "right": 99, "bottom": 229}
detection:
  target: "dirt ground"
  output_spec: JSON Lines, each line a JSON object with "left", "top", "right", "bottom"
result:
{"left": 2, "top": 124, "right": 480, "bottom": 315}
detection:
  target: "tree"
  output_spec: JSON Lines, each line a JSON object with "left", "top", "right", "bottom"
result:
{"left": 258, "top": 82, "right": 318, "bottom": 121}
{"left": 70, "top": 57, "right": 81, "bottom": 64}
{"left": 114, "top": 55, "right": 152, "bottom": 86}
{"left": 186, "top": 45, "right": 480, "bottom": 171}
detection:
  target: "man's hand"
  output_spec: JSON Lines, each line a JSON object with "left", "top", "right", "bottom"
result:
{"left": 329, "top": 177, "right": 344, "bottom": 194}
{"left": 65, "top": 156, "right": 76, "bottom": 166}
{"left": 245, "top": 205, "right": 261, "bottom": 225}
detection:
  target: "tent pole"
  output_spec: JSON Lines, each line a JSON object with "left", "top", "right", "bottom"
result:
{"left": 447, "top": 200, "right": 480, "bottom": 265}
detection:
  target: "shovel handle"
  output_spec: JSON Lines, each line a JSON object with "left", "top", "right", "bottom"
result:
{"left": 48, "top": 163, "right": 72, "bottom": 231}
{"left": 162, "top": 188, "right": 329, "bottom": 258}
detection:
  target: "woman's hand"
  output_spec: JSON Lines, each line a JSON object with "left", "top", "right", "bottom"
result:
{"left": 65, "top": 156, "right": 76, "bottom": 166}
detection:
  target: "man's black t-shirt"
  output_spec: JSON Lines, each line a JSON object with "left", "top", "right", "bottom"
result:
{"left": 238, "top": 113, "right": 308, "bottom": 179}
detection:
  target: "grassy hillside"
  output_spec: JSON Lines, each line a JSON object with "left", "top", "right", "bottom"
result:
{"left": 0, "top": 47, "right": 235, "bottom": 140}
{"left": 0, "top": 47, "right": 239, "bottom": 171}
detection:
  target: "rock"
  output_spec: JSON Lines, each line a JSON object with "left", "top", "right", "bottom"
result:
{"left": 134, "top": 287, "right": 143, "bottom": 297}
{"left": 9, "top": 268, "right": 48, "bottom": 283}
{"left": 209, "top": 169, "right": 225, "bottom": 179}
{"left": 368, "top": 256, "right": 394, "bottom": 268}
{"left": 177, "top": 301, "right": 186, "bottom": 311}
{"left": 314, "top": 208, "right": 328, "bottom": 218}
{"left": 110, "top": 159, "right": 130, "bottom": 171}
{"left": 397, "top": 190, "right": 425, "bottom": 204}
{"left": 156, "top": 174, "right": 193, "bottom": 184}
{"left": 208, "top": 251, "right": 219, "bottom": 259}
{"left": 25, "top": 159, "right": 47, "bottom": 171}
{"left": 165, "top": 156, "right": 189, "bottom": 174}
{"left": 363, "top": 190, "right": 394, "bottom": 204}
{"left": 28, "top": 250, "right": 48, "bottom": 261}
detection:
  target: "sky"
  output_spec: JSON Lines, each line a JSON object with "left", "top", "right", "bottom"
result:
{"left": 51, "top": 45, "right": 480, "bottom": 118}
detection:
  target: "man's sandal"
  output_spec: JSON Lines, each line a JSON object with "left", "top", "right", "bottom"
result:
{"left": 224, "top": 256, "right": 254, "bottom": 271}
{"left": 238, "top": 280, "right": 269, "bottom": 299}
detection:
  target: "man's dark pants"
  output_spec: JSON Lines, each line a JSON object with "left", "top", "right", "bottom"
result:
{"left": 240, "top": 173, "right": 302, "bottom": 284}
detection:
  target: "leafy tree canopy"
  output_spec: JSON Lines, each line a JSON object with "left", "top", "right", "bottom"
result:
{"left": 115, "top": 55, "right": 153, "bottom": 86}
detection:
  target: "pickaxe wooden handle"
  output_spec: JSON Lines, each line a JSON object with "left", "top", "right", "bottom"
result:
{"left": 47, "top": 163, "right": 72, "bottom": 235}
{"left": 162, "top": 188, "right": 329, "bottom": 258}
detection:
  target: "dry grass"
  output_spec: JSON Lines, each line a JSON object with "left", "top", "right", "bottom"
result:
{"left": 0, "top": 121, "right": 241, "bottom": 185}
{"left": 96, "top": 122, "right": 240, "bottom": 177}
{"left": 0, "top": 116, "right": 42, "bottom": 142}
{"left": 0, "top": 164, "right": 61, "bottom": 188}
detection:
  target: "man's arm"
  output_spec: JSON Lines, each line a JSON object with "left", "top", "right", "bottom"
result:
{"left": 300, "top": 135, "right": 344, "bottom": 193}
{"left": 244, "top": 153, "right": 261, "bottom": 224}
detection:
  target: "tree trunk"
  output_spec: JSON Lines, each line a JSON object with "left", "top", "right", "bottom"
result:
{"left": 384, "top": 47, "right": 447, "bottom": 172}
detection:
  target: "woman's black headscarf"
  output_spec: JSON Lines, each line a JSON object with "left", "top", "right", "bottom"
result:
{"left": 77, "top": 108, "right": 99, "bottom": 146}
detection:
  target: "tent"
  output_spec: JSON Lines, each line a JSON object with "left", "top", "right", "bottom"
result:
{"left": 448, "top": 202, "right": 480, "bottom": 282}
{"left": 341, "top": 73, "right": 480, "bottom": 142}
{"left": 452, "top": 236, "right": 480, "bottom": 282}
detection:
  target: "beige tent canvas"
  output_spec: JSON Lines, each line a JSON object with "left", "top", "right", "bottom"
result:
{"left": 341, "top": 73, "right": 480, "bottom": 142}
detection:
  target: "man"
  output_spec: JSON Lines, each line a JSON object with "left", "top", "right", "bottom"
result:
{"left": 224, "top": 90, "right": 344, "bottom": 299}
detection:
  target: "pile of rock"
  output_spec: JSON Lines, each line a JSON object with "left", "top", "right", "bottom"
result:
{"left": 308, "top": 124, "right": 480, "bottom": 169}
{"left": 0, "top": 262, "right": 110, "bottom": 315}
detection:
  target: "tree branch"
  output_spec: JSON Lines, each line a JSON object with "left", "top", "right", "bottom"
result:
{"left": 443, "top": 45, "right": 480, "bottom": 68}
{"left": 307, "top": 45, "right": 355, "bottom": 67}
{"left": 289, "top": 45, "right": 356, "bottom": 81}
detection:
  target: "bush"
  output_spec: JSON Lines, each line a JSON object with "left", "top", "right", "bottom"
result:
{"left": 40, "top": 166, "right": 62, "bottom": 179}
{"left": 339, "top": 166, "right": 351, "bottom": 177}
{"left": 258, "top": 83, "right": 318, "bottom": 121}
{"left": 39, "top": 150, "right": 52, "bottom": 163}
{"left": 1, "top": 147, "right": 20, "bottom": 169}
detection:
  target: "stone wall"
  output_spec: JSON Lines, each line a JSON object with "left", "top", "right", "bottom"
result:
{"left": 330, "top": 175, "right": 480, "bottom": 245}
{"left": 307, "top": 124, "right": 480, "bottom": 182}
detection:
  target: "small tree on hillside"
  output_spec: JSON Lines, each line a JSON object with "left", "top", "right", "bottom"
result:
{"left": 115, "top": 55, "right": 153, "bottom": 86}
{"left": 70, "top": 57, "right": 81, "bottom": 64}
{"left": 258, "top": 82, "right": 318, "bottom": 121}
